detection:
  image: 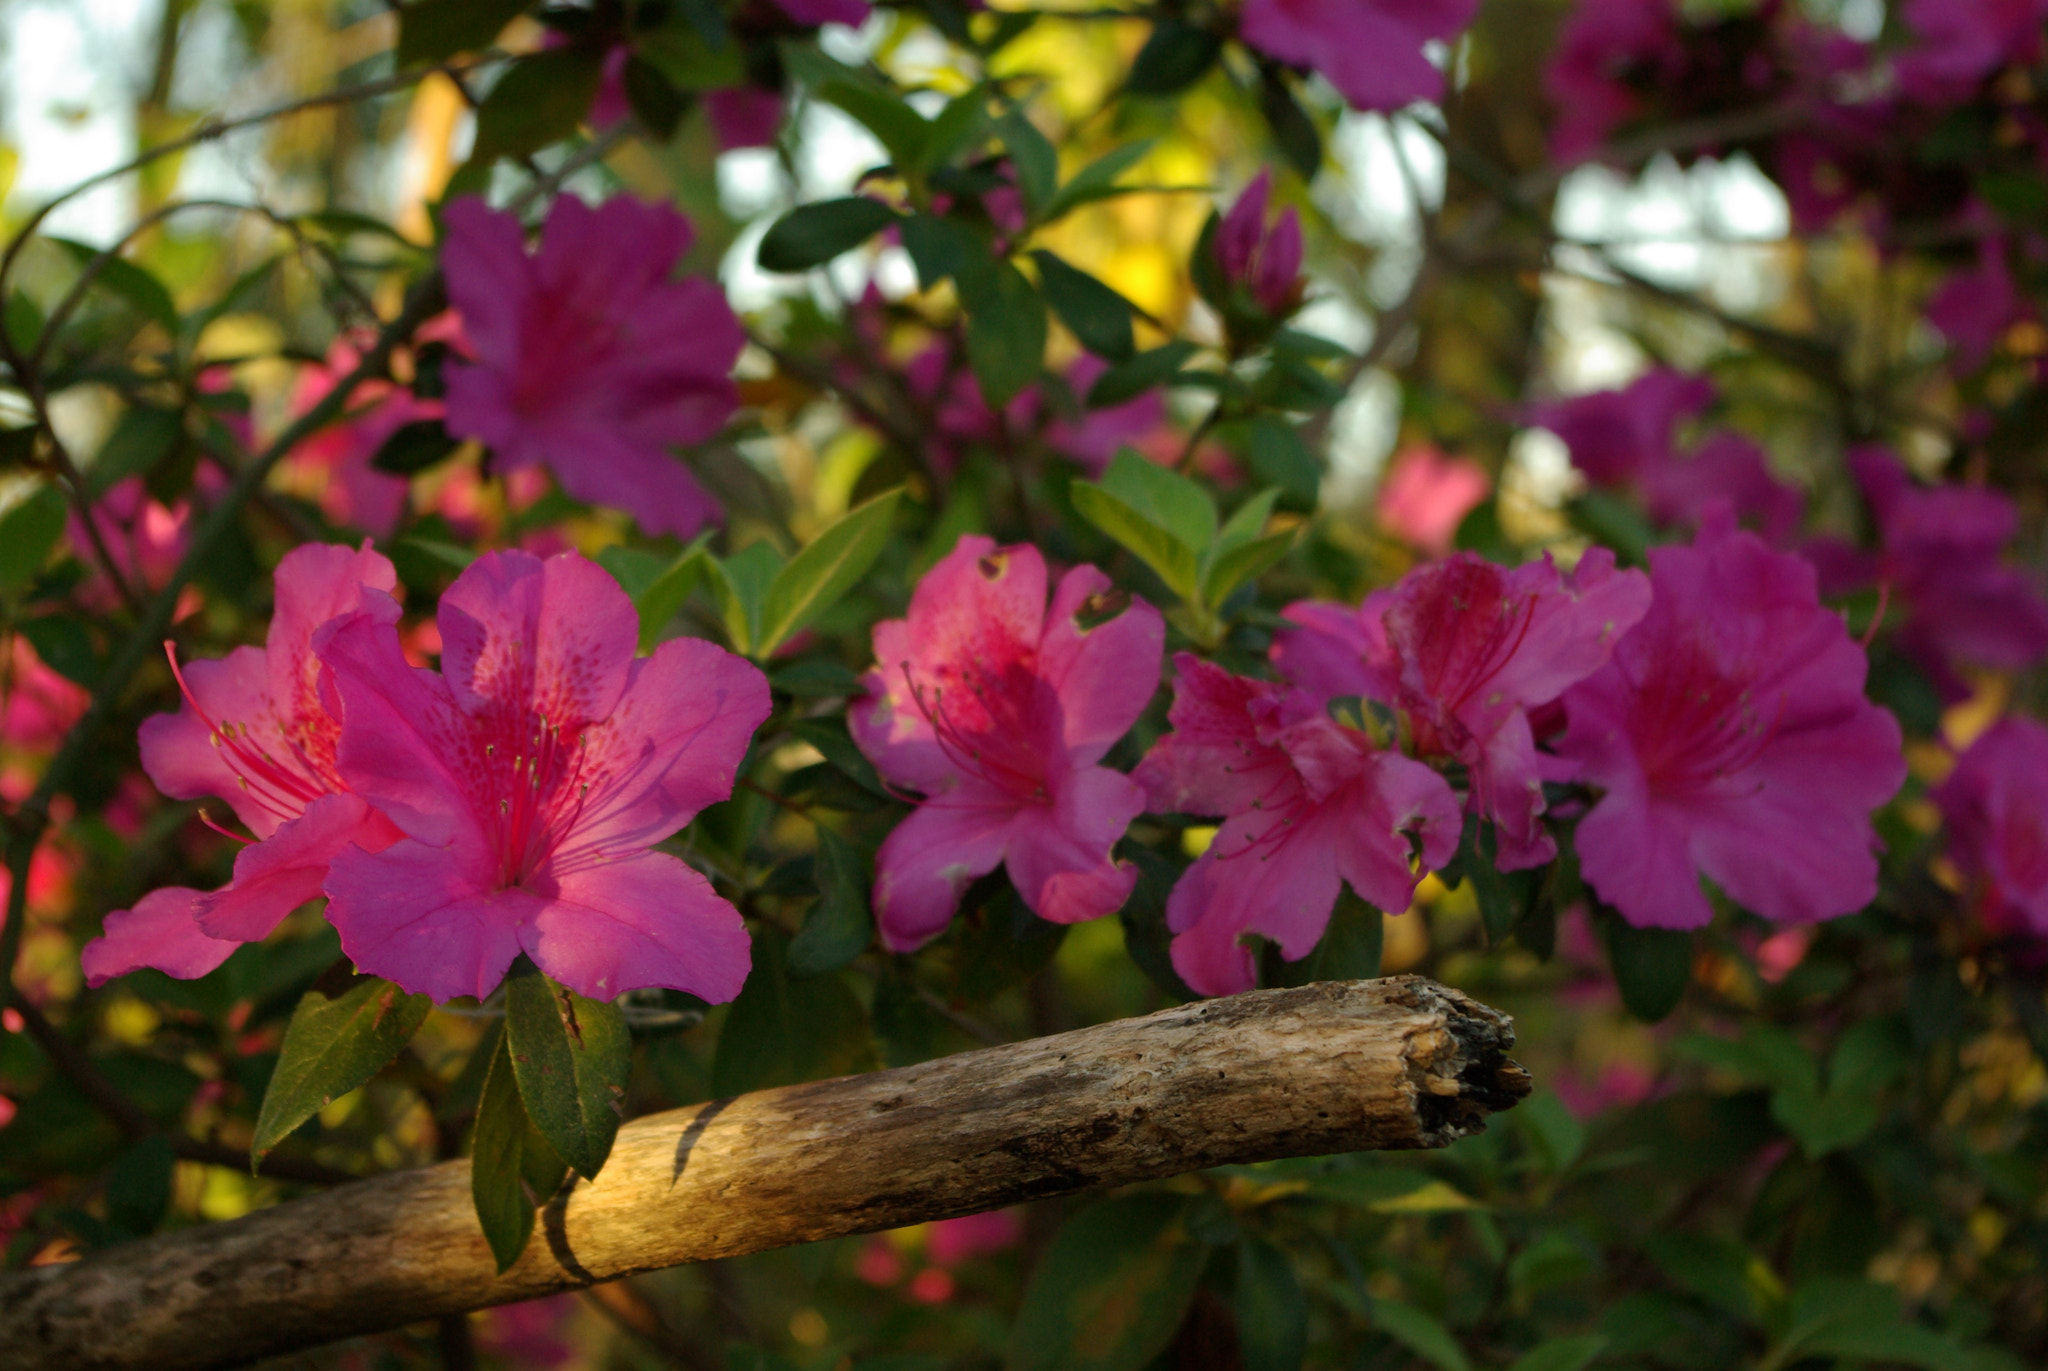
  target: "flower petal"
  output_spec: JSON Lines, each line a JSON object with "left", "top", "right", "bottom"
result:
{"left": 81, "top": 888, "right": 238, "bottom": 987}
{"left": 438, "top": 550, "right": 635, "bottom": 727}
{"left": 873, "top": 785, "right": 1019, "bottom": 952}
{"left": 196, "top": 792, "right": 401, "bottom": 943}
{"left": 1166, "top": 811, "right": 1343, "bottom": 997}
{"left": 324, "top": 838, "right": 534, "bottom": 1002}
{"left": 1039, "top": 565, "right": 1165, "bottom": 767}
{"left": 1005, "top": 766, "right": 1144, "bottom": 924}
{"left": 525, "top": 850, "right": 750, "bottom": 1002}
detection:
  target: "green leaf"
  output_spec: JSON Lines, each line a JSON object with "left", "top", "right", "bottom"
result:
{"left": 1506, "top": 1335, "right": 1609, "bottom": 1371}
{"left": 369, "top": 418, "right": 459, "bottom": 476}
{"left": 634, "top": 537, "right": 712, "bottom": 653}
{"left": 0, "top": 486, "right": 68, "bottom": 594}
{"left": 817, "top": 78, "right": 930, "bottom": 170}
{"left": 252, "top": 974, "right": 432, "bottom": 1165}
{"left": 634, "top": 16, "right": 745, "bottom": 91}
{"left": 1567, "top": 490, "right": 1654, "bottom": 567}
{"left": 1645, "top": 1232, "right": 1774, "bottom": 1322}
{"left": 468, "top": 46, "right": 605, "bottom": 165}
{"left": 1128, "top": 20, "right": 1224, "bottom": 97}
{"left": 1257, "top": 69, "right": 1322, "bottom": 179}
{"left": 1043, "top": 140, "right": 1156, "bottom": 221}
{"left": 1086, "top": 340, "right": 1198, "bottom": 409}
{"left": 790, "top": 716, "right": 891, "bottom": 798}
{"left": 20, "top": 616, "right": 98, "bottom": 687}
{"left": 1460, "top": 817, "right": 1538, "bottom": 946}
{"left": 1007, "top": 1194, "right": 1206, "bottom": 1371}
{"left": 1103, "top": 449, "right": 1217, "bottom": 550}
{"left": 757, "top": 487, "right": 902, "bottom": 656}
{"left": 1031, "top": 250, "right": 1136, "bottom": 361}
{"left": 898, "top": 213, "right": 986, "bottom": 291}
{"left": 470, "top": 1027, "right": 568, "bottom": 1273}
{"left": 1202, "top": 527, "right": 1294, "bottom": 608}
{"left": 91, "top": 405, "right": 184, "bottom": 493}
{"left": 1513, "top": 1090, "right": 1586, "bottom": 1174}
{"left": 711, "top": 929, "right": 870, "bottom": 1097}
{"left": 1217, "top": 488, "right": 1281, "bottom": 549}
{"left": 706, "top": 540, "right": 783, "bottom": 655}
{"left": 758, "top": 197, "right": 902, "bottom": 273}
{"left": 1070, "top": 482, "right": 1199, "bottom": 602}
{"left": 1602, "top": 917, "right": 1692, "bottom": 1022}
{"left": 1237, "top": 1238, "right": 1308, "bottom": 1371}
{"left": 960, "top": 258, "right": 1047, "bottom": 407}
{"left": 51, "top": 238, "right": 178, "bottom": 335}
{"left": 917, "top": 84, "right": 990, "bottom": 176}
{"left": 396, "top": 0, "right": 531, "bottom": 65}
{"left": 621, "top": 55, "right": 688, "bottom": 141}
{"left": 1000, "top": 111, "right": 1058, "bottom": 212}
{"left": 502, "top": 957, "right": 631, "bottom": 1181}
{"left": 1242, "top": 416, "right": 1321, "bottom": 505}
{"left": 788, "top": 826, "right": 873, "bottom": 976}
{"left": 1306, "top": 1166, "right": 1479, "bottom": 1213}
{"left": 1372, "top": 1299, "right": 1470, "bottom": 1371}
{"left": 1299, "top": 892, "right": 1384, "bottom": 984}
{"left": 104, "top": 1135, "right": 175, "bottom": 1237}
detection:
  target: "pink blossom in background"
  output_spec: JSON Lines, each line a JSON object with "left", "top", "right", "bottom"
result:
{"left": 475, "top": 1293, "right": 579, "bottom": 1368}
{"left": 1933, "top": 714, "right": 2048, "bottom": 944}
{"left": 1528, "top": 369, "right": 1713, "bottom": 488}
{"left": 1637, "top": 430, "right": 1805, "bottom": 548}
{"left": 80, "top": 543, "right": 406, "bottom": 987}
{"left": 1135, "top": 656, "right": 1460, "bottom": 996}
{"left": 2, "top": 637, "right": 88, "bottom": 752}
{"left": 771, "top": 0, "right": 872, "bottom": 25}
{"left": 850, "top": 537, "right": 1162, "bottom": 951}
{"left": 316, "top": 550, "right": 768, "bottom": 1003}
{"left": 1239, "top": 0, "right": 1480, "bottom": 112}
{"left": 69, "top": 477, "right": 191, "bottom": 611}
{"left": 440, "top": 195, "right": 744, "bottom": 540}
{"left": 1215, "top": 170, "right": 1305, "bottom": 316}
{"left": 1275, "top": 550, "right": 1651, "bottom": 869}
{"left": 1894, "top": 0, "right": 2048, "bottom": 103}
{"left": 1553, "top": 519, "right": 1906, "bottom": 931}
{"left": 1041, "top": 356, "right": 1169, "bottom": 476}
{"left": 1805, "top": 447, "right": 2048, "bottom": 701}
{"left": 1926, "top": 246, "right": 2031, "bottom": 369}
{"left": 902, "top": 341, "right": 1017, "bottom": 474}
{"left": 1374, "top": 446, "right": 1491, "bottom": 556}
{"left": 926, "top": 1208, "right": 1023, "bottom": 1264}
{"left": 705, "top": 87, "right": 786, "bottom": 149}
{"left": 1544, "top": 0, "right": 1683, "bottom": 162}
{"left": 283, "top": 335, "right": 440, "bottom": 537}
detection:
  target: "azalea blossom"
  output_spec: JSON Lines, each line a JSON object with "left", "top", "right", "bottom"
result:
{"left": 440, "top": 194, "right": 744, "bottom": 540}
{"left": 1135, "top": 656, "right": 1461, "bottom": 997}
{"left": 1215, "top": 170, "right": 1304, "bottom": 318}
{"left": 1374, "top": 446, "right": 1491, "bottom": 556}
{"left": 1804, "top": 447, "right": 2048, "bottom": 701}
{"left": 282, "top": 332, "right": 446, "bottom": 537}
{"left": 1552, "top": 520, "right": 1906, "bottom": 931}
{"left": 1925, "top": 245, "right": 2031, "bottom": 370}
{"left": 80, "top": 543, "right": 406, "bottom": 986}
{"left": 1544, "top": 0, "right": 1684, "bottom": 161}
{"left": 1933, "top": 714, "right": 2048, "bottom": 945}
{"left": 1894, "top": 0, "right": 2048, "bottom": 103}
{"left": 1238, "top": 0, "right": 1480, "bottom": 112}
{"left": 69, "top": 477, "right": 193, "bottom": 612}
{"left": 1275, "top": 549, "right": 1651, "bottom": 869}
{"left": 849, "top": 536, "right": 1163, "bottom": 951}
{"left": 315, "top": 549, "right": 769, "bottom": 1003}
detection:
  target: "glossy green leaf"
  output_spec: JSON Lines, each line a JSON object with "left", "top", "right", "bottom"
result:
{"left": 369, "top": 418, "right": 459, "bottom": 476}
{"left": 1258, "top": 69, "right": 1322, "bottom": 179}
{"left": 711, "top": 929, "right": 870, "bottom": 1097}
{"left": 1459, "top": 816, "right": 1538, "bottom": 946}
{"left": 817, "top": 78, "right": 930, "bottom": 170}
{"left": 1007, "top": 1194, "right": 1206, "bottom": 1371}
{"left": 502, "top": 957, "right": 631, "bottom": 1181}
{"left": 1031, "top": 249, "right": 1136, "bottom": 361}
{"left": 1043, "top": 140, "right": 1155, "bottom": 221}
{"left": 788, "top": 826, "right": 873, "bottom": 976}
{"left": 1102, "top": 449, "right": 1217, "bottom": 551}
{"left": 706, "top": 540, "right": 783, "bottom": 655}
{"left": 1237, "top": 1238, "right": 1308, "bottom": 1371}
{"left": 917, "top": 84, "right": 990, "bottom": 176}
{"left": 1070, "top": 482, "right": 1199, "bottom": 602}
{"left": 51, "top": 238, "right": 179, "bottom": 335}
{"left": 1000, "top": 110, "right": 1058, "bottom": 211}
{"left": 758, "top": 488, "right": 902, "bottom": 656}
{"left": 631, "top": 535, "right": 713, "bottom": 652}
{"left": 790, "top": 716, "right": 891, "bottom": 798}
{"left": 0, "top": 485, "right": 68, "bottom": 594}
{"left": 1086, "top": 340, "right": 1198, "bottom": 409}
{"left": 1128, "top": 20, "right": 1224, "bottom": 97}
{"left": 471, "top": 1026, "right": 568, "bottom": 1273}
{"left": 1202, "top": 527, "right": 1294, "bottom": 607}
{"left": 898, "top": 213, "right": 985, "bottom": 290}
{"left": 1242, "top": 416, "right": 1320, "bottom": 505}
{"left": 1372, "top": 1299, "right": 1470, "bottom": 1371}
{"left": 252, "top": 974, "right": 432, "bottom": 1165}
{"left": 396, "top": 0, "right": 530, "bottom": 65}
{"left": 757, "top": 197, "right": 902, "bottom": 273}
{"left": 91, "top": 406, "right": 184, "bottom": 493}
{"left": 104, "top": 1135, "right": 175, "bottom": 1237}
{"left": 469, "top": 47, "right": 605, "bottom": 165}
{"left": 1602, "top": 917, "right": 1693, "bottom": 1023}
{"left": 961, "top": 259, "right": 1047, "bottom": 407}
{"left": 20, "top": 615, "right": 99, "bottom": 687}
{"left": 1506, "top": 1335, "right": 1609, "bottom": 1371}
{"left": 621, "top": 55, "right": 687, "bottom": 141}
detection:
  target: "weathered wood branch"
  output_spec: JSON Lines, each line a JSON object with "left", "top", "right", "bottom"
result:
{"left": 0, "top": 975, "right": 1529, "bottom": 1371}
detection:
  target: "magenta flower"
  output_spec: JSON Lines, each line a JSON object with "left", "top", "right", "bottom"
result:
{"left": 283, "top": 333, "right": 443, "bottom": 537}
{"left": 1543, "top": 0, "right": 1683, "bottom": 162}
{"left": 69, "top": 477, "right": 193, "bottom": 613}
{"left": 849, "top": 537, "right": 1163, "bottom": 951}
{"left": 1374, "top": 445, "right": 1491, "bottom": 556}
{"left": 1934, "top": 714, "right": 2048, "bottom": 944}
{"left": 314, "top": 550, "right": 768, "bottom": 1004}
{"left": 1895, "top": 0, "right": 2048, "bottom": 103}
{"left": 1805, "top": 447, "right": 2048, "bottom": 702}
{"left": 704, "top": 87, "right": 786, "bottom": 150}
{"left": 1239, "top": 0, "right": 1480, "bottom": 112}
{"left": 1215, "top": 170, "right": 1305, "bottom": 317}
{"left": 1136, "top": 656, "right": 1460, "bottom": 996}
{"left": 1552, "top": 520, "right": 1906, "bottom": 931}
{"left": 1275, "top": 549, "right": 1651, "bottom": 869}
{"left": 80, "top": 543, "right": 406, "bottom": 987}
{"left": 1042, "top": 356, "right": 1169, "bottom": 477}
{"left": 440, "top": 194, "right": 744, "bottom": 540}
{"left": 1926, "top": 246, "right": 2030, "bottom": 370}
{"left": 770, "top": 0, "right": 871, "bottom": 25}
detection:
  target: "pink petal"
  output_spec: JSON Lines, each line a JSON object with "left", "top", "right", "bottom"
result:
{"left": 1332, "top": 751, "right": 1462, "bottom": 912}
{"left": 1166, "top": 811, "right": 1343, "bottom": 997}
{"left": 1038, "top": 564, "right": 1165, "bottom": 767}
{"left": 849, "top": 623, "right": 954, "bottom": 794}
{"left": 438, "top": 550, "right": 635, "bottom": 726}
{"left": 1217, "top": 170, "right": 1272, "bottom": 282}
{"left": 196, "top": 793, "right": 401, "bottom": 943}
{"left": 140, "top": 646, "right": 287, "bottom": 838}
{"left": 264, "top": 542, "right": 401, "bottom": 747}
{"left": 903, "top": 537, "right": 1048, "bottom": 668}
{"left": 440, "top": 197, "right": 535, "bottom": 366}
{"left": 1004, "top": 766, "right": 1144, "bottom": 924}
{"left": 530, "top": 423, "right": 727, "bottom": 540}
{"left": 872, "top": 785, "right": 1019, "bottom": 952}
{"left": 1271, "top": 595, "right": 1398, "bottom": 701}
{"left": 1133, "top": 655, "right": 1295, "bottom": 817}
{"left": 525, "top": 850, "right": 750, "bottom": 1002}
{"left": 324, "top": 837, "right": 534, "bottom": 1002}
{"left": 81, "top": 888, "right": 238, "bottom": 987}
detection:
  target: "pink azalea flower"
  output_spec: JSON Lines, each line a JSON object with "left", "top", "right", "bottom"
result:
{"left": 80, "top": 543, "right": 407, "bottom": 987}
{"left": 1374, "top": 445, "right": 1491, "bottom": 556}
{"left": 1041, "top": 356, "right": 1169, "bottom": 477}
{"left": 1135, "top": 656, "right": 1461, "bottom": 997}
{"left": 69, "top": 477, "right": 192, "bottom": 612}
{"left": 1544, "top": 0, "right": 1684, "bottom": 162}
{"left": 771, "top": 0, "right": 871, "bottom": 25}
{"left": 704, "top": 87, "right": 786, "bottom": 150}
{"left": 1238, "top": 0, "right": 1480, "bottom": 112}
{"left": 1552, "top": 520, "right": 1906, "bottom": 931}
{"left": 315, "top": 550, "right": 769, "bottom": 1003}
{"left": 1215, "top": 170, "right": 1305, "bottom": 316}
{"left": 1805, "top": 447, "right": 2048, "bottom": 702}
{"left": 1933, "top": 714, "right": 2048, "bottom": 944}
{"left": 1925, "top": 246, "right": 2031, "bottom": 369}
{"left": 1895, "top": 0, "right": 2048, "bottom": 103}
{"left": 2, "top": 637, "right": 88, "bottom": 752}
{"left": 282, "top": 333, "right": 440, "bottom": 537}
{"left": 1275, "top": 549, "right": 1651, "bottom": 869}
{"left": 476, "top": 1294, "right": 580, "bottom": 1367}
{"left": 440, "top": 194, "right": 744, "bottom": 540}
{"left": 849, "top": 537, "right": 1163, "bottom": 951}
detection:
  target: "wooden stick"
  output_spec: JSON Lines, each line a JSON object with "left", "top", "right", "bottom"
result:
{"left": 0, "top": 976, "right": 1529, "bottom": 1371}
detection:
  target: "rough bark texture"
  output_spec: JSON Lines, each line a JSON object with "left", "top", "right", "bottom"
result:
{"left": 0, "top": 975, "right": 1529, "bottom": 1371}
